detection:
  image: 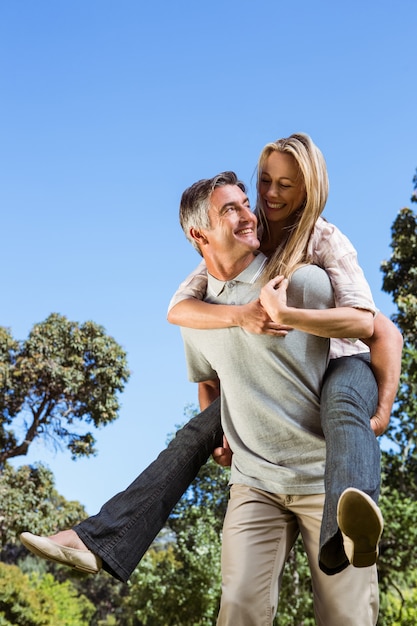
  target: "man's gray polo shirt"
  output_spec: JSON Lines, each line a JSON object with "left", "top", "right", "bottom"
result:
{"left": 181, "top": 253, "right": 334, "bottom": 495}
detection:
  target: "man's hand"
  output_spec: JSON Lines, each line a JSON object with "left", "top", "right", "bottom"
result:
{"left": 212, "top": 436, "right": 233, "bottom": 467}
{"left": 237, "top": 299, "right": 292, "bottom": 336}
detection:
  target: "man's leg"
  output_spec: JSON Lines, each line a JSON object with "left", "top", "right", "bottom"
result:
{"left": 217, "top": 485, "right": 299, "bottom": 626}
{"left": 318, "top": 354, "right": 380, "bottom": 574}
{"left": 296, "top": 493, "right": 379, "bottom": 625}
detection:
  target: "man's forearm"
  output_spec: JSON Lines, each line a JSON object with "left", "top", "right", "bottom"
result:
{"left": 198, "top": 379, "right": 221, "bottom": 411}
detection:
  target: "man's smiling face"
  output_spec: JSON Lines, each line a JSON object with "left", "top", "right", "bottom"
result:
{"left": 202, "top": 184, "right": 260, "bottom": 260}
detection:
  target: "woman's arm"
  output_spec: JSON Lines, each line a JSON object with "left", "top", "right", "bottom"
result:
{"left": 169, "top": 220, "right": 375, "bottom": 337}
{"left": 168, "top": 298, "right": 290, "bottom": 335}
{"left": 168, "top": 258, "right": 290, "bottom": 335}
{"left": 260, "top": 275, "right": 374, "bottom": 338}
{"left": 361, "top": 312, "right": 403, "bottom": 436}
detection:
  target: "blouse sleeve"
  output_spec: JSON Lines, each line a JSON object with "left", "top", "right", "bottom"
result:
{"left": 308, "top": 218, "right": 377, "bottom": 314}
{"left": 167, "top": 259, "right": 208, "bottom": 312}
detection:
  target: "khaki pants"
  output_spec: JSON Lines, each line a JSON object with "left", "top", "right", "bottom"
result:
{"left": 217, "top": 484, "right": 379, "bottom": 626}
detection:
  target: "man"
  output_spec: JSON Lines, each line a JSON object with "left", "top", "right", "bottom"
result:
{"left": 177, "top": 171, "right": 379, "bottom": 625}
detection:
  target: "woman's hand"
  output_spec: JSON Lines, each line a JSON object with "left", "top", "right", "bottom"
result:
{"left": 259, "top": 275, "right": 289, "bottom": 324}
{"left": 236, "top": 299, "right": 292, "bottom": 336}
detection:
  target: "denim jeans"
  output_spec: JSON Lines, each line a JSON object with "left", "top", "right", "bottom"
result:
{"left": 319, "top": 353, "right": 380, "bottom": 574}
{"left": 75, "top": 354, "right": 380, "bottom": 583}
{"left": 75, "top": 398, "right": 223, "bottom": 582}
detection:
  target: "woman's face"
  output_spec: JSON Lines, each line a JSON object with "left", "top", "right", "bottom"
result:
{"left": 258, "top": 151, "right": 306, "bottom": 226}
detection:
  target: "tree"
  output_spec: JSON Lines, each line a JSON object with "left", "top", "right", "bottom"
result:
{"left": 380, "top": 181, "right": 417, "bottom": 463}
{"left": 0, "top": 313, "right": 130, "bottom": 466}
{"left": 412, "top": 168, "right": 417, "bottom": 204}
{"left": 0, "top": 463, "right": 87, "bottom": 550}
{"left": 0, "top": 463, "right": 127, "bottom": 626}
{"left": 379, "top": 568, "right": 417, "bottom": 625}
{"left": 377, "top": 170, "right": 417, "bottom": 621}
{"left": 0, "top": 562, "right": 95, "bottom": 626}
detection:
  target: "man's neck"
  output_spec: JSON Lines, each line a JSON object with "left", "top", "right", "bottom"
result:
{"left": 204, "top": 251, "right": 256, "bottom": 281}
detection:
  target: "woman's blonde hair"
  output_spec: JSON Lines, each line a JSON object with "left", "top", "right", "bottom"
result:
{"left": 256, "top": 133, "right": 329, "bottom": 280}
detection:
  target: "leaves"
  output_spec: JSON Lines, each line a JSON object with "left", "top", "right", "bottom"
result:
{"left": 0, "top": 314, "right": 130, "bottom": 465}
{"left": 0, "top": 563, "right": 95, "bottom": 626}
{"left": 0, "top": 463, "right": 87, "bottom": 549}
{"left": 381, "top": 207, "right": 417, "bottom": 343}
{"left": 377, "top": 172, "right": 417, "bottom": 621}
{"left": 381, "top": 202, "right": 417, "bottom": 464}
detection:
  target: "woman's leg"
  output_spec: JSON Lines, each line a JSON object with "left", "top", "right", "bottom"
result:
{"left": 75, "top": 398, "right": 223, "bottom": 582}
{"left": 318, "top": 354, "right": 380, "bottom": 574}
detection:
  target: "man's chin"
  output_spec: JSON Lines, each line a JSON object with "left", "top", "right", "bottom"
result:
{"left": 239, "top": 237, "right": 260, "bottom": 251}
{"left": 249, "top": 238, "right": 261, "bottom": 251}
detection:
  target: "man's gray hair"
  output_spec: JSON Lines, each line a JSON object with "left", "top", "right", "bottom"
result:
{"left": 179, "top": 171, "right": 246, "bottom": 254}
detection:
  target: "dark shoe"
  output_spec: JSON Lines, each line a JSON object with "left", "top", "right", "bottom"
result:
{"left": 20, "top": 532, "right": 102, "bottom": 574}
{"left": 337, "top": 488, "right": 383, "bottom": 568}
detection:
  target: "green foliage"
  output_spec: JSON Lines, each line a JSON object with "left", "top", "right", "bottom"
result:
{"left": 379, "top": 569, "right": 417, "bottom": 626}
{"left": 0, "top": 562, "right": 95, "bottom": 626}
{"left": 380, "top": 203, "right": 417, "bottom": 464}
{"left": 0, "top": 463, "right": 87, "bottom": 549}
{"left": 381, "top": 207, "right": 417, "bottom": 345}
{"left": 378, "top": 459, "right": 417, "bottom": 594}
{"left": 0, "top": 463, "right": 127, "bottom": 625}
{"left": 60, "top": 569, "right": 128, "bottom": 626}
{"left": 377, "top": 172, "right": 417, "bottom": 623}
{"left": 411, "top": 168, "right": 417, "bottom": 204}
{"left": 0, "top": 313, "right": 130, "bottom": 465}
{"left": 32, "top": 571, "right": 95, "bottom": 625}
{"left": 276, "top": 541, "right": 315, "bottom": 625}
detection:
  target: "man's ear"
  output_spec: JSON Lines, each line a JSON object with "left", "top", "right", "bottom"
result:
{"left": 190, "top": 227, "right": 209, "bottom": 246}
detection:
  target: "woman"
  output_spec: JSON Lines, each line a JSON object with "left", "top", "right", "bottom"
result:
{"left": 20, "top": 134, "right": 402, "bottom": 582}
{"left": 167, "top": 133, "right": 402, "bottom": 573}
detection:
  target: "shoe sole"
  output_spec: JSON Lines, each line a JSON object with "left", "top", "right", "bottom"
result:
{"left": 337, "top": 488, "right": 383, "bottom": 568}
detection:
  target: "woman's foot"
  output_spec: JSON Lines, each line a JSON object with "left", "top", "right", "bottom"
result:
{"left": 20, "top": 530, "right": 102, "bottom": 574}
{"left": 337, "top": 488, "right": 383, "bottom": 568}
{"left": 48, "top": 529, "right": 89, "bottom": 550}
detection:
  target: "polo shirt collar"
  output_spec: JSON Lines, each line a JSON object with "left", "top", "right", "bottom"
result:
{"left": 207, "top": 253, "right": 268, "bottom": 297}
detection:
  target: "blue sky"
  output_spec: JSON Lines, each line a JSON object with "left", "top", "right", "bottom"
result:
{"left": 1, "top": 0, "right": 416, "bottom": 515}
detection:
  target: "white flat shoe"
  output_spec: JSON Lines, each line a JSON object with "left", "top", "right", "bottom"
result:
{"left": 337, "top": 488, "right": 383, "bottom": 568}
{"left": 20, "top": 532, "right": 102, "bottom": 574}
